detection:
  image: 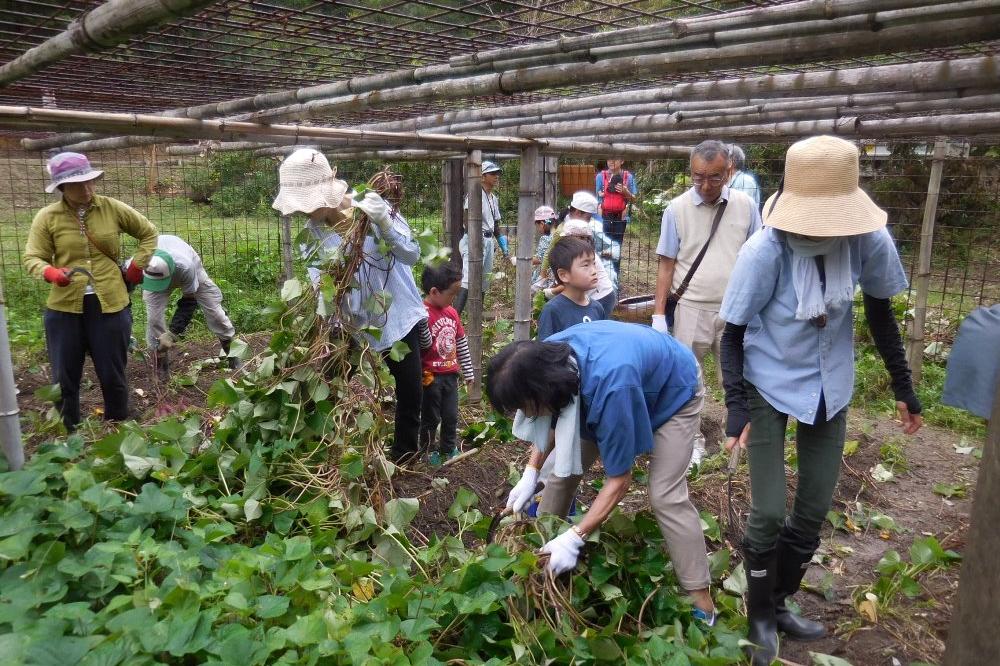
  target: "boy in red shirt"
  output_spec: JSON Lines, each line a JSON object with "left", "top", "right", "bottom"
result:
{"left": 420, "top": 262, "right": 475, "bottom": 465}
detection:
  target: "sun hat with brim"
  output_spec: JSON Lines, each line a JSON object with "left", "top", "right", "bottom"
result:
{"left": 763, "top": 135, "right": 887, "bottom": 238}
{"left": 141, "top": 250, "right": 176, "bottom": 293}
{"left": 45, "top": 152, "right": 104, "bottom": 193}
{"left": 482, "top": 160, "right": 502, "bottom": 175}
{"left": 569, "top": 191, "right": 599, "bottom": 216}
{"left": 534, "top": 205, "right": 556, "bottom": 222}
{"left": 272, "top": 149, "right": 349, "bottom": 216}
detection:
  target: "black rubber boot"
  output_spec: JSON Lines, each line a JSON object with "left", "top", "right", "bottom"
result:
{"left": 155, "top": 349, "right": 170, "bottom": 382}
{"left": 453, "top": 287, "right": 468, "bottom": 315}
{"left": 774, "top": 519, "right": 826, "bottom": 640}
{"left": 220, "top": 338, "right": 243, "bottom": 370}
{"left": 743, "top": 544, "right": 779, "bottom": 666}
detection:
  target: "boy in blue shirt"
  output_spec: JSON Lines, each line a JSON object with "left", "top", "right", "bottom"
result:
{"left": 536, "top": 236, "right": 607, "bottom": 341}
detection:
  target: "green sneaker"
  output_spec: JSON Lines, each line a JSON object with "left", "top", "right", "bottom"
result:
{"left": 428, "top": 451, "right": 443, "bottom": 467}
{"left": 448, "top": 448, "right": 462, "bottom": 460}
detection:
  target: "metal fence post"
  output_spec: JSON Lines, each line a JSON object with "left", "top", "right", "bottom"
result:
{"left": 906, "top": 138, "right": 947, "bottom": 384}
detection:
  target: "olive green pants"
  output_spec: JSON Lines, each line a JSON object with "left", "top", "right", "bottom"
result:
{"left": 744, "top": 383, "right": 847, "bottom": 551}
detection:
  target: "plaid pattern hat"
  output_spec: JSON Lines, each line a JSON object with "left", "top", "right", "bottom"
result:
{"left": 45, "top": 152, "right": 103, "bottom": 193}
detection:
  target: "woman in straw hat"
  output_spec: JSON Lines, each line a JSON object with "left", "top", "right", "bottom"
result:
{"left": 23, "top": 152, "right": 158, "bottom": 431}
{"left": 272, "top": 149, "right": 427, "bottom": 464}
{"left": 718, "top": 136, "right": 922, "bottom": 665}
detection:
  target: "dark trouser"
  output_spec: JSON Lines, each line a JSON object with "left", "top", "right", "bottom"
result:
{"left": 420, "top": 372, "right": 459, "bottom": 455}
{"left": 604, "top": 215, "right": 626, "bottom": 275}
{"left": 383, "top": 323, "right": 423, "bottom": 460}
{"left": 44, "top": 295, "right": 131, "bottom": 431}
{"left": 169, "top": 294, "right": 199, "bottom": 336}
{"left": 744, "top": 383, "right": 847, "bottom": 551}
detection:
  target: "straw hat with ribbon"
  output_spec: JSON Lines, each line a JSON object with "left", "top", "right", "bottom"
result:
{"left": 272, "top": 149, "right": 349, "bottom": 216}
{"left": 762, "top": 135, "right": 887, "bottom": 237}
{"left": 45, "top": 152, "right": 104, "bottom": 193}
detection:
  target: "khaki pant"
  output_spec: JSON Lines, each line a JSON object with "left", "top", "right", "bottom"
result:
{"left": 672, "top": 300, "right": 724, "bottom": 456}
{"left": 144, "top": 268, "right": 235, "bottom": 349}
{"left": 538, "top": 385, "right": 711, "bottom": 591}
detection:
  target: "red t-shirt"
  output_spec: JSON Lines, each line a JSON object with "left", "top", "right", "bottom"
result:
{"left": 422, "top": 303, "right": 465, "bottom": 375}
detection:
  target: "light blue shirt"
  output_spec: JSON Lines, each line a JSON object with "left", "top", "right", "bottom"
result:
{"left": 728, "top": 170, "right": 762, "bottom": 209}
{"left": 719, "top": 226, "right": 908, "bottom": 425}
{"left": 656, "top": 186, "right": 762, "bottom": 259}
{"left": 590, "top": 219, "right": 621, "bottom": 291}
{"left": 549, "top": 321, "right": 700, "bottom": 477}
{"left": 302, "top": 211, "right": 426, "bottom": 352}
{"left": 595, "top": 169, "right": 638, "bottom": 223}
{"left": 942, "top": 304, "right": 1000, "bottom": 419}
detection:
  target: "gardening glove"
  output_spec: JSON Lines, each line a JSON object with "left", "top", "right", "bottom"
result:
{"left": 497, "top": 235, "right": 509, "bottom": 255}
{"left": 43, "top": 266, "right": 72, "bottom": 286}
{"left": 540, "top": 528, "right": 585, "bottom": 575}
{"left": 124, "top": 261, "right": 144, "bottom": 285}
{"left": 543, "top": 287, "right": 557, "bottom": 300}
{"left": 158, "top": 331, "right": 179, "bottom": 349}
{"left": 353, "top": 192, "right": 392, "bottom": 234}
{"left": 505, "top": 465, "right": 540, "bottom": 514}
{"left": 651, "top": 314, "right": 669, "bottom": 333}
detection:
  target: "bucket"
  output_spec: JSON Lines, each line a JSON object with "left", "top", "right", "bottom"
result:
{"left": 613, "top": 294, "right": 657, "bottom": 323}
{"left": 559, "top": 164, "right": 596, "bottom": 197}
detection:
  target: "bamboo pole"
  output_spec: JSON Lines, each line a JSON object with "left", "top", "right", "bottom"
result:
{"left": 450, "top": 0, "right": 949, "bottom": 67}
{"left": 541, "top": 156, "right": 559, "bottom": 208}
{"left": 0, "top": 283, "right": 24, "bottom": 471}
{"left": 906, "top": 139, "right": 947, "bottom": 382}
{"left": 944, "top": 381, "right": 1000, "bottom": 664}
{"left": 515, "top": 146, "right": 540, "bottom": 342}
{"left": 279, "top": 215, "right": 294, "bottom": 283}
{"left": 465, "top": 151, "right": 484, "bottom": 404}
{"left": 443, "top": 158, "right": 464, "bottom": 263}
{"left": 0, "top": 0, "right": 221, "bottom": 87}
{"left": 146, "top": 144, "right": 158, "bottom": 195}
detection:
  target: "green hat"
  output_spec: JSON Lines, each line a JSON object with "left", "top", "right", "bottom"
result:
{"left": 141, "top": 249, "right": 176, "bottom": 292}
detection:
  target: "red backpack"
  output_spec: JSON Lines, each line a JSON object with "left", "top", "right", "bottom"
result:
{"left": 601, "top": 169, "right": 630, "bottom": 216}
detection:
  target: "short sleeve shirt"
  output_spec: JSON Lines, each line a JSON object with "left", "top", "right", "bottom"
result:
{"left": 537, "top": 294, "right": 606, "bottom": 341}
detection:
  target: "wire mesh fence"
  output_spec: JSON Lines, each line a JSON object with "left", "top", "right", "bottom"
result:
{"left": 1, "top": 141, "right": 997, "bottom": 361}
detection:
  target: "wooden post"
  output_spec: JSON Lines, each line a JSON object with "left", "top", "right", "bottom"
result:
{"left": 944, "top": 383, "right": 1000, "bottom": 664}
{"left": 146, "top": 144, "right": 158, "bottom": 195}
{"left": 906, "top": 139, "right": 947, "bottom": 383}
{"left": 515, "top": 146, "right": 541, "bottom": 341}
{"left": 465, "top": 151, "right": 484, "bottom": 403}
{"left": 541, "top": 155, "right": 559, "bottom": 207}
{"left": 279, "top": 215, "right": 294, "bottom": 282}
{"left": 442, "top": 158, "right": 464, "bottom": 263}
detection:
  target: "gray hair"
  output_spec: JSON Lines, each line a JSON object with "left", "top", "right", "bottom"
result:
{"left": 729, "top": 144, "right": 747, "bottom": 170}
{"left": 690, "top": 140, "right": 730, "bottom": 164}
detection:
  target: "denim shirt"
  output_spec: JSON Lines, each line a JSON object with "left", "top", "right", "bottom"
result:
{"left": 727, "top": 170, "right": 762, "bottom": 209}
{"left": 719, "top": 226, "right": 907, "bottom": 424}
{"left": 303, "top": 211, "right": 426, "bottom": 351}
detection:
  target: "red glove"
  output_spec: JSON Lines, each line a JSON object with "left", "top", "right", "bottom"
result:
{"left": 43, "top": 266, "right": 72, "bottom": 287}
{"left": 124, "top": 261, "right": 144, "bottom": 285}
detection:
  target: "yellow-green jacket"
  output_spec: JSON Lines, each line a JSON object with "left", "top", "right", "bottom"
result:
{"left": 23, "top": 195, "right": 158, "bottom": 314}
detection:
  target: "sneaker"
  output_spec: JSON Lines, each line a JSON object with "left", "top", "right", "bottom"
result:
{"left": 428, "top": 451, "right": 443, "bottom": 467}
{"left": 692, "top": 607, "right": 717, "bottom": 627}
{"left": 447, "top": 447, "right": 461, "bottom": 460}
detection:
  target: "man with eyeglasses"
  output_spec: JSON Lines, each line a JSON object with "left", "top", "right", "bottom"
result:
{"left": 652, "top": 140, "right": 762, "bottom": 468}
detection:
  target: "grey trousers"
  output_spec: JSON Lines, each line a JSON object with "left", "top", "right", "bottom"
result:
{"left": 538, "top": 384, "right": 712, "bottom": 591}
{"left": 144, "top": 268, "right": 235, "bottom": 349}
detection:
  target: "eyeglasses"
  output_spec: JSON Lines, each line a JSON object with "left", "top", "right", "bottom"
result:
{"left": 691, "top": 174, "right": 725, "bottom": 185}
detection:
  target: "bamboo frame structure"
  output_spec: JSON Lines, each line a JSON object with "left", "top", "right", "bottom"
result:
{"left": 465, "top": 151, "right": 484, "bottom": 404}
{"left": 514, "top": 147, "right": 540, "bottom": 342}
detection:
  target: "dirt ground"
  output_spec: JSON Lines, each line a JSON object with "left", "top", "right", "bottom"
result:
{"left": 13, "top": 342, "right": 978, "bottom": 666}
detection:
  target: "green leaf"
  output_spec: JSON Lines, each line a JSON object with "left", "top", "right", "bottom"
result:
{"left": 255, "top": 595, "right": 290, "bottom": 619}
{"left": 284, "top": 612, "right": 327, "bottom": 646}
{"left": 723, "top": 562, "right": 747, "bottom": 595}
{"left": 244, "top": 498, "right": 263, "bottom": 521}
{"left": 207, "top": 379, "right": 240, "bottom": 407}
{"left": 280, "top": 278, "right": 303, "bottom": 302}
{"left": 340, "top": 451, "right": 365, "bottom": 479}
{"left": 0, "top": 469, "right": 47, "bottom": 497}
{"left": 25, "top": 636, "right": 102, "bottom": 666}
{"left": 283, "top": 535, "right": 312, "bottom": 561}
{"left": 843, "top": 440, "right": 859, "bottom": 457}
{"left": 932, "top": 482, "right": 966, "bottom": 499}
{"left": 387, "top": 340, "right": 411, "bottom": 362}
{"left": 0, "top": 529, "right": 36, "bottom": 561}
{"left": 810, "top": 653, "right": 854, "bottom": 666}
{"left": 385, "top": 498, "right": 419, "bottom": 530}
{"left": 448, "top": 487, "right": 479, "bottom": 519}
{"left": 34, "top": 383, "right": 61, "bottom": 403}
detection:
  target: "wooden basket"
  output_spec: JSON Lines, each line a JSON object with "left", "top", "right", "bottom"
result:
{"left": 558, "top": 164, "right": 596, "bottom": 197}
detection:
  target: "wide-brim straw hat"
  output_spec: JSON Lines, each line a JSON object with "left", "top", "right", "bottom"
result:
{"left": 45, "top": 152, "right": 104, "bottom": 193}
{"left": 272, "top": 149, "right": 349, "bottom": 216}
{"left": 763, "top": 135, "right": 887, "bottom": 237}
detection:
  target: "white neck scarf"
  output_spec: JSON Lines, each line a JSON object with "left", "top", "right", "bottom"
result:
{"left": 785, "top": 235, "right": 854, "bottom": 321}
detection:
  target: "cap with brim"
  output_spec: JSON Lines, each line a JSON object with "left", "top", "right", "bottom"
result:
{"left": 482, "top": 160, "right": 502, "bottom": 175}
{"left": 45, "top": 151, "right": 104, "bottom": 193}
{"left": 763, "top": 135, "right": 887, "bottom": 238}
{"left": 272, "top": 149, "right": 350, "bottom": 216}
{"left": 534, "top": 205, "right": 556, "bottom": 222}
{"left": 141, "top": 250, "right": 176, "bottom": 293}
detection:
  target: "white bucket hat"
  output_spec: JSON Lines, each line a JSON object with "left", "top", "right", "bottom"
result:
{"left": 534, "top": 205, "right": 556, "bottom": 222}
{"left": 45, "top": 152, "right": 103, "bottom": 193}
{"left": 272, "top": 149, "right": 349, "bottom": 216}
{"left": 763, "top": 135, "right": 887, "bottom": 237}
{"left": 569, "top": 191, "right": 599, "bottom": 216}
{"left": 482, "top": 160, "right": 502, "bottom": 175}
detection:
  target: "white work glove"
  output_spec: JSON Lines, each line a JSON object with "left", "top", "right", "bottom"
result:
{"left": 353, "top": 192, "right": 391, "bottom": 233}
{"left": 505, "top": 465, "right": 540, "bottom": 514}
{"left": 543, "top": 287, "right": 557, "bottom": 300}
{"left": 540, "top": 528, "right": 585, "bottom": 575}
{"left": 651, "top": 314, "right": 669, "bottom": 333}
{"left": 509, "top": 255, "right": 517, "bottom": 266}
{"left": 158, "top": 331, "right": 179, "bottom": 349}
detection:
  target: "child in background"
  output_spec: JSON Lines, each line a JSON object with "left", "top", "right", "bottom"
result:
{"left": 419, "top": 262, "right": 475, "bottom": 466}
{"left": 531, "top": 205, "right": 557, "bottom": 286}
{"left": 536, "top": 235, "right": 607, "bottom": 341}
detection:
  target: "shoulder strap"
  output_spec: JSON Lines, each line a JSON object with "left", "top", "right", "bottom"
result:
{"left": 76, "top": 208, "right": 119, "bottom": 263}
{"left": 673, "top": 199, "right": 728, "bottom": 299}
{"left": 601, "top": 170, "right": 610, "bottom": 196}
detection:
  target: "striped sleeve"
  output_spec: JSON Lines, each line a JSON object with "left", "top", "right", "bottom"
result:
{"left": 417, "top": 318, "right": 432, "bottom": 351}
{"left": 456, "top": 335, "right": 474, "bottom": 382}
